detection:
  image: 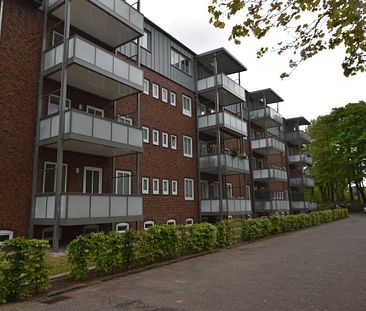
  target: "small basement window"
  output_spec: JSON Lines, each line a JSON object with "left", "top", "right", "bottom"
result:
{"left": 167, "top": 219, "right": 176, "bottom": 225}
{"left": 144, "top": 220, "right": 155, "bottom": 230}
{"left": 0, "top": 230, "right": 14, "bottom": 244}
{"left": 116, "top": 223, "right": 130, "bottom": 233}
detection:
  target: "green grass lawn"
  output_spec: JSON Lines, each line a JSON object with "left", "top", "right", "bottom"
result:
{"left": 48, "top": 255, "right": 71, "bottom": 275}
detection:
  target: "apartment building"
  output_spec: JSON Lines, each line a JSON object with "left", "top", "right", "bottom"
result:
{"left": 0, "top": 0, "right": 315, "bottom": 247}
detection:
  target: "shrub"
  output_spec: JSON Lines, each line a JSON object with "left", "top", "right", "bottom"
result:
{"left": 216, "top": 221, "right": 235, "bottom": 247}
{"left": 67, "top": 235, "right": 91, "bottom": 280}
{"left": 0, "top": 238, "right": 50, "bottom": 303}
{"left": 186, "top": 223, "right": 217, "bottom": 254}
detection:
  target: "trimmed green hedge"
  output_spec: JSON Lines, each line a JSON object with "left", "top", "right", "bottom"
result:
{"left": 0, "top": 238, "right": 50, "bottom": 304}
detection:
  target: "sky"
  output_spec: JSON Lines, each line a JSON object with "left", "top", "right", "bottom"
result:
{"left": 139, "top": 0, "right": 366, "bottom": 122}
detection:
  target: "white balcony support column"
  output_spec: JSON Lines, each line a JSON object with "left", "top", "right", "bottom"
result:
{"left": 53, "top": 0, "right": 70, "bottom": 251}
{"left": 29, "top": 1, "right": 49, "bottom": 238}
{"left": 213, "top": 53, "right": 223, "bottom": 221}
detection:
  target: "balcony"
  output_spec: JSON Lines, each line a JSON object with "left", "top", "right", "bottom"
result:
{"left": 286, "top": 130, "right": 311, "bottom": 145}
{"left": 47, "top": 0, "right": 144, "bottom": 47}
{"left": 39, "top": 109, "right": 143, "bottom": 157}
{"left": 44, "top": 36, "right": 144, "bottom": 100}
{"left": 255, "top": 200, "right": 290, "bottom": 213}
{"left": 288, "top": 154, "right": 313, "bottom": 166}
{"left": 199, "top": 154, "right": 250, "bottom": 175}
{"left": 251, "top": 137, "right": 286, "bottom": 154}
{"left": 290, "top": 177, "right": 315, "bottom": 188}
{"left": 34, "top": 193, "right": 143, "bottom": 226}
{"left": 200, "top": 198, "right": 252, "bottom": 215}
{"left": 292, "top": 201, "right": 317, "bottom": 211}
{"left": 249, "top": 107, "right": 283, "bottom": 127}
{"left": 253, "top": 168, "right": 288, "bottom": 181}
{"left": 198, "top": 111, "right": 247, "bottom": 137}
{"left": 197, "top": 73, "right": 246, "bottom": 106}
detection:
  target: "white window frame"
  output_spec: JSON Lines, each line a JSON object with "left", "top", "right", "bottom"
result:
{"left": 142, "top": 177, "right": 149, "bottom": 194}
{"left": 226, "top": 183, "right": 233, "bottom": 198}
{"left": 167, "top": 219, "right": 176, "bottom": 225}
{"left": 171, "top": 135, "right": 177, "bottom": 150}
{"left": 143, "top": 79, "right": 150, "bottom": 95}
{"left": 142, "top": 127, "right": 149, "bottom": 143}
{"left": 162, "top": 88, "right": 168, "bottom": 103}
{"left": 153, "top": 129, "right": 159, "bottom": 146}
{"left": 153, "top": 178, "right": 160, "bottom": 195}
{"left": 183, "top": 136, "right": 193, "bottom": 158}
{"left": 48, "top": 94, "right": 71, "bottom": 115}
{"left": 162, "top": 179, "right": 169, "bottom": 195}
{"left": 83, "top": 167, "right": 102, "bottom": 194}
{"left": 42, "top": 162, "right": 68, "bottom": 193}
{"left": 162, "top": 132, "right": 169, "bottom": 148}
{"left": 172, "top": 180, "right": 178, "bottom": 196}
{"left": 83, "top": 225, "right": 99, "bottom": 235}
{"left": 144, "top": 220, "right": 155, "bottom": 230}
{"left": 182, "top": 95, "right": 192, "bottom": 117}
{"left": 119, "top": 115, "right": 133, "bottom": 126}
{"left": 246, "top": 185, "right": 251, "bottom": 199}
{"left": 86, "top": 105, "right": 104, "bottom": 117}
{"left": 52, "top": 31, "right": 64, "bottom": 46}
{"left": 152, "top": 83, "right": 159, "bottom": 99}
{"left": 0, "top": 230, "right": 14, "bottom": 244}
{"left": 184, "top": 178, "right": 194, "bottom": 201}
{"left": 115, "top": 170, "right": 132, "bottom": 195}
{"left": 170, "top": 92, "right": 177, "bottom": 106}
{"left": 185, "top": 218, "right": 194, "bottom": 226}
{"left": 116, "top": 223, "right": 130, "bottom": 233}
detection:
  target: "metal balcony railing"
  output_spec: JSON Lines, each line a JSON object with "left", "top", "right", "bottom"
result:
{"left": 286, "top": 130, "right": 311, "bottom": 144}
{"left": 200, "top": 198, "right": 252, "bottom": 215}
{"left": 199, "top": 154, "right": 250, "bottom": 174}
{"left": 253, "top": 168, "right": 288, "bottom": 181}
{"left": 249, "top": 107, "right": 283, "bottom": 126}
{"left": 288, "top": 154, "right": 313, "bottom": 165}
{"left": 290, "top": 177, "right": 315, "bottom": 188}
{"left": 251, "top": 137, "right": 286, "bottom": 154}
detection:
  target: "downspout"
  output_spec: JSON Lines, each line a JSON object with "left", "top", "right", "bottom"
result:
{"left": 0, "top": 0, "right": 4, "bottom": 40}
{"left": 29, "top": 0, "right": 48, "bottom": 238}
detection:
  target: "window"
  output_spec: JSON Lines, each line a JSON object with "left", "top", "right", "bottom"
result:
{"left": 200, "top": 180, "right": 209, "bottom": 199}
{"left": 116, "top": 223, "right": 129, "bottom": 233}
{"left": 228, "top": 215, "right": 233, "bottom": 220}
{"left": 119, "top": 115, "right": 133, "bottom": 125}
{"left": 84, "top": 225, "right": 99, "bottom": 235}
{"left": 115, "top": 170, "right": 131, "bottom": 195}
{"left": 246, "top": 185, "right": 251, "bottom": 199}
{"left": 183, "top": 136, "right": 193, "bottom": 158}
{"left": 52, "top": 31, "right": 64, "bottom": 46}
{"left": 162, "top": 88, "right": 168, "bottom": 103}
{"left": 167, "top": 219, "right": 176, "bottom": 225}
{"left": 144, "top": 220, "right": 155, "bottom": 230}
{"left": 142, "top": 177, "right": 149, "bottom": 194}
{"left": 198, "top": 103, "right": 206, "bottom": 116}
{"left": 143, "top": 79, "right": 150, "bottom": 95}
{"left": 184, "top": 178, "right": 194, "bottom": 201}
{"left": 43, "top": 162, "right": 67, "bottom": 193}
{"left": 185, "top": 218, "right": 194, "bottom": 226}
{"left": 213, "top": 182, "right": 220, "bottom": 198}
{"left": 162, "top": 132, "right": 169, "bottom": 148}
{"left": 226, "top": 183, "right": 233, "bottom": 198}
{"left": 171, "top": 135, "right": 177, "bottom": 150}
{"left": 86, "top": 105, "right": 104, "bottom": 117}
{"left": 142, "top": 127, "right": 149, "bottom": 143}
{"left": 153, "top": 178, "right": 159, "bottom": 195}
{"left": 162, "top": 179, "right": 169, "bottom": 195}
{"left": 171, "top": 49, "right": 191, "bottom": 75}
{"left": 140, "top": 29, "right": 151, "bottom": 50}
{"left": 170, "top": 92, "right": 176, "bottom": 106}
{"left": 172, "top": 180, "right": 178, "bottom": 196}
{"left": 182, "top": 95, "right": 192, "bottom": 117}
{"left": 83, "top": 167, "right": 102, "bottom": 194}
{"left": 41, "top": 227, "right": 61, "bottom": 241}
{"left": 0, "top": 230, "right": 14, "bottom": 244}
{"left": 153, "top": 130, "right": 159, "bottom": 145}
{"left": 48, "top": 94, "right": 71, "bottom": 115}
{"left": 152, "top": 83, "right": 159, "bottom": 99}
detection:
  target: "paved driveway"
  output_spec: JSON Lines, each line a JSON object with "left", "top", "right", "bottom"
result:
{"left": 4, "top": 214, "right": 366, "bottom": 311}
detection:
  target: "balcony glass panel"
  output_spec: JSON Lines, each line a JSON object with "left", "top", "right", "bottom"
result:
{"left": 249, "top": 107, "right": 283, "bottom": 125}
{"left": 251, "top": 138, "right": 286, "bottom": 153}
{"left": 198, "top": 111, "right": 247, "bottom": 136}
{"left": 199, "top": 154, "right": 249, "bottom": 173}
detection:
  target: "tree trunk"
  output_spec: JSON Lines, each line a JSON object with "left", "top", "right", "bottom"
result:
{"left": 348, "top": 178, "right": 354, "bottom": 202}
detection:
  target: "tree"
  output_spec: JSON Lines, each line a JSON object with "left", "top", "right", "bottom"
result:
{"left": 208, "top": 0, "right": 366, "bottom": 78}
{"left": 308, "top": 101, "right": 366, "bottom": 204}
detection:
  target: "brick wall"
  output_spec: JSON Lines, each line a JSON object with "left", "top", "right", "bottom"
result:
{"left": 0, "top": 0, "right": 43, "bottom": 236}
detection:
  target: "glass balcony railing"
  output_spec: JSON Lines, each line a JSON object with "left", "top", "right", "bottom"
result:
{"left": 44, "top": 36, "right": 144, "bottom": 100}
{"left": 197, "top": 73, "right": 246, "bottom": 105}
{"left": 199, "top": 154, "right": 250, "bottom": 174}
{"left": 290, "top": 177, "right": 315, "bottom": 188}
{"left": 200, "top": 198, "right": 252, "bottom": 215}
{"left": 254, "top": 200, "right": 290, "bottom": 212}
{"left": 253, "top": 168, "right": 288, "bottom": 181}
{"left": 286, "top": 130, "right": 311, "bottom": 144}
{"left": 34, "top": 193, "right": 143, "bottom": 225}
{"left": 249, "top": 107, "right": 283, "bottom": 126}
{"left": 251, "top": 137, "right": 286, "bottom": 154}
{"left": 292, "top": 201, "right": 317, "bottom": 210}
{"left": 288, "top": 154, "right": 313, "bottom": 165}
{"left": 39, "top": 109, "right": 143, "bottom": 156}
{"left": 47, "top": 0, "right": 144, "bottom": 47}
{"left": 198, "top": 111, "right": 248, "bottom": 137}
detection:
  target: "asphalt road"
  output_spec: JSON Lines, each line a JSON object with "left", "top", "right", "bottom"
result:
{"left": 4, "top": 214, "right": 366, "bottom": 311}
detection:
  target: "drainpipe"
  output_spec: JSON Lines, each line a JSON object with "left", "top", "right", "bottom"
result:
{"left": 29, "top": 0, "right": 48, "bottom": 238}
{"left": 53, "top": 0, "right": 71, "bottom": 251}
{"left": 0, "top": 0, "right": 4, "bottom": 40}
{"left": 213, "top": 53, "right": 223, "bottom": 221}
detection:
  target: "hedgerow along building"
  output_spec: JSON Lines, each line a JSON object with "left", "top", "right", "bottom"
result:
{"left": 0, "top": 0, "right": 316, "bottom": 249}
